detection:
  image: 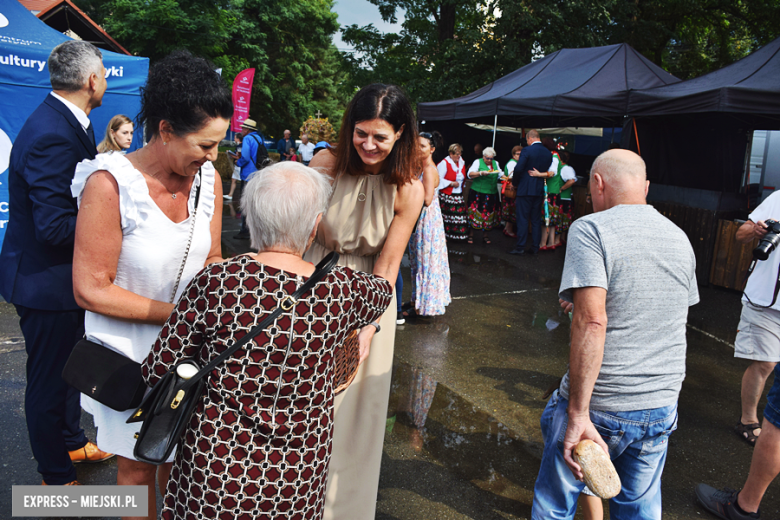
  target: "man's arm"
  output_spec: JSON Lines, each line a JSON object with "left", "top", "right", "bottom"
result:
{"left": 25, "top": 134, "right": 82, "bottom": 247}
{"left": 563, "top": 286, "right": 610, "bottom": 480}
{"left": 512, "top": 151, "right": 529, "bottom": 187}
{"left": 736, "top": 220, "right": 768, "bottom": 244}
{"left": 235, "top": 137, "right": 253, "bottom": 169}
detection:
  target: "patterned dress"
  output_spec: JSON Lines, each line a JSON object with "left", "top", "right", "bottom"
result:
{"left": 409, "top": 196, "right": 451, "bottom": 316}
{"left": 502, "top": 160, "right": 517, "bottom": 224}
{"left": 143, "top": 256, "right": 393, "bottom": 520}
{"left": 467, "top": 158, "right": 501, "bottom": 231}
{"left": 437, "top": 157, "right": 468, "bottom": 241}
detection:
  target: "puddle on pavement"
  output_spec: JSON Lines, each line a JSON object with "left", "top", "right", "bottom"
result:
{"left": 385, "top": 360, "right": 544, "bottom": 514}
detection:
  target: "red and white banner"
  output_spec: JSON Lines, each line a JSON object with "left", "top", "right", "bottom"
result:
{"left": 231, "top": 68, "right": 255, "bottom": 132}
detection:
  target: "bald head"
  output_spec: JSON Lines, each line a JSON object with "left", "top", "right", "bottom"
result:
{"left": 589, "top": 149, "right": 648, "bottom": 211}
{"left": 527, "top": 129, "right": 540, "bottom": 142}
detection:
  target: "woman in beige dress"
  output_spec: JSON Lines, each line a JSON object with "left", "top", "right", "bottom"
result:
{"left": 305, "top": 83, "right": 424, "bottom": 519}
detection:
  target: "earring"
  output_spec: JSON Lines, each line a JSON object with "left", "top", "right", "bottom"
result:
{"left": 163, "top": 141, "right": 167, "bottom": 146}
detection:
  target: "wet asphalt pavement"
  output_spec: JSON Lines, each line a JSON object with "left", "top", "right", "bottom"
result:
{"left": 0, "top": 197, "right": 774, "bottom": 519}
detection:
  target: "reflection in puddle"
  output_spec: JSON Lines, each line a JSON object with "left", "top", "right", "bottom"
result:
{"left": 387, "top": 361, "right": 543, "bottom": 513}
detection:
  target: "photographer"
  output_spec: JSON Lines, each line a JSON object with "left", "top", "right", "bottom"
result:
{"left": 694, "top": 195, "right": 780, "bottom": 519}
{"left": 732, "top": 193, "right": 780, "bottom": 448}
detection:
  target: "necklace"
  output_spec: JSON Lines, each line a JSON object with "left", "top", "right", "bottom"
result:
{"left": 136, "top": 147, "right": 180, "bottom": 199}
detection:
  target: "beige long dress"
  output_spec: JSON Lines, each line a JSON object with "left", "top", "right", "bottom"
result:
{"left": 304, "top": 172, "right": 397, "bottom": 520}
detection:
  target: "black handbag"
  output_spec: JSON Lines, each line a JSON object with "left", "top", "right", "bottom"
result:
{"left": 126, "top": 252, "right": 340, "bottom": 465}
{"left": 62, "top": 171, "right": 203, "bottom": 412}
{"left": 62, "top": 338, "right": 147, "bottom": 411}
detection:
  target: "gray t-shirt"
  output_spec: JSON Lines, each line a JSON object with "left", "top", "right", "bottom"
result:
{"left": 559, "top": 204, "right": 699, "bottom": 412}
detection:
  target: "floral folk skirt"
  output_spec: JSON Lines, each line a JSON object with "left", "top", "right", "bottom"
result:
{"left": 467, "top": 191, "right": 500, "bottom": 231}
{"left": 501, "top": 197, "right": 516, "bottom": 224}
{"left": 557, "top": 199, "right": 573, "bottom": 233}
{"left": 409, "top": 198, "right": 451, "bottom": 316}
{"left": 439, "top": 192, "right": 468, "bottom": 241}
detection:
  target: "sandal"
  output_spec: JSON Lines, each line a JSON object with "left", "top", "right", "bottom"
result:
{"left": 468, "top": 237, "right": 474, "bottom": 244}
{"left": 735, "top": 421, "right": 761, "bottom": 446}
{"left": 503, "top": 229, "right": 517, "bottom": 238}
{"left": 483, "top": 237, "right": 491, "bottom": 245}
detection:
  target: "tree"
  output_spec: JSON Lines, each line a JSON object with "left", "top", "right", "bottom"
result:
{"left": 101, "top": 0, "right": 234, "bottom": 62}
{"left": 342, "top": 0, "right": 780, "bottom": 104}
{"left": 341, "top": 0, "right": 499, "bottom": 103}
{"left": 80, "top": 0, "right": 348, "bottom": 138}
{"left": 222, "top": 0, "right": 344, "bottom": 137}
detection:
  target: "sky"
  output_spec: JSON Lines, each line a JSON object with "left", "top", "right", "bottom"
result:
{"left": 331, "top": 0, "right": 404, "bottom": 53}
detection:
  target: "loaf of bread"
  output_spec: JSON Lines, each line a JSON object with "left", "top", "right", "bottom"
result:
{"left": 573, "top": 440, "right": 621, "bottom": 499}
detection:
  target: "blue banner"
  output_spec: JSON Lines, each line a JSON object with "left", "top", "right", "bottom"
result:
{"left": 0, "top": 0, "right": 149, "bottom": 248}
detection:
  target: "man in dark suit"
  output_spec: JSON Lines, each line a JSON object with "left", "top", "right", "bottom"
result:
{"left": 510, "top": 129, "right": 554, "bottom": 255}
{"left": 0, "top": 40, "right": 112, "bottom": 485}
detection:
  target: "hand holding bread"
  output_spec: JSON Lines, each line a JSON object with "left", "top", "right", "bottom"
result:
{"left": 574, "top": 440, "right": 621, "bottom": 499}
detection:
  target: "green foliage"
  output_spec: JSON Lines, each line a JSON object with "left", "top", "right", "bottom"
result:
{"left": 300, "top": 116, "right": 336, "bottom": 143}
{"left": 91, "top": 0, "right": 349, "bottom": 139}
{"left": 342, "top": 0, "right": 780, "bottom": 105}
{"left": 102, "top": 0, "right": 234, "bottom": 61}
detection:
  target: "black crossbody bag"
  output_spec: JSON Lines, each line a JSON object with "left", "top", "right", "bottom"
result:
{"left": 126, "top": 252, "right": 340, "bottom": 465}
{"left": 62, "top": 171, "right": 202, "bottom": 411}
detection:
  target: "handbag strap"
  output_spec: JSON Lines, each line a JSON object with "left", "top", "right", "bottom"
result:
{"left": 169, "top": 169, "right": 203, "bottom": 303}
{"left": 178, "top": 251, "right": 340, "bottom": 392}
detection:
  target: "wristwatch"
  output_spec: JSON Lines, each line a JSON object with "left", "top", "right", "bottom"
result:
{"left": 368, "top": 321, "right": 381, "bottom": 333}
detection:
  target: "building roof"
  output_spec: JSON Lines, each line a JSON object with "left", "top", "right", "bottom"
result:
{"left": 18, "top": 0, "right": 130, "bottom": 55}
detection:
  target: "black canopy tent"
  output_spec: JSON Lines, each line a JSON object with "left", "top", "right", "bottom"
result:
{"left": 418, "top": 43, "right": 680, "bottom": 128}
{"left": 624, "top": 36, "right": 780, "bottom": 194}
{"left": 628, "top": 36, "right": 780, "bottom": 124}
{"left": 418, "top": 43, "right": 680, "bottom": 168}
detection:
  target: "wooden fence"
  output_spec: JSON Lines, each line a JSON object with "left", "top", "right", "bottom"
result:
{"left": 709, "top": 220, "right": 758, "bottom": 290}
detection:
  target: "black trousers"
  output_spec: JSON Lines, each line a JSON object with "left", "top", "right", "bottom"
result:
{"left": 515, "top": 195, "right": 543, "bottom": 252}
{"left": 16, "top": 305, "right": 87, "bottom": 484}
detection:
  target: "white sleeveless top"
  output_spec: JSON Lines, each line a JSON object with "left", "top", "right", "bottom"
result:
{"left": 72, "top": 152, "right": 217, "bottom": 363}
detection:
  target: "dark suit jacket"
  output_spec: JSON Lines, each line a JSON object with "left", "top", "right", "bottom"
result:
{"left": 0, "top": 94, "right": 97, "bottom": 310}
{"left": 512, "top": 142, "right": 554, "bottom": 197}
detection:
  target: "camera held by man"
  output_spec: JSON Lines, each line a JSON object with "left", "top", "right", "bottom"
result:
{"left": 696, "top": 192, "right": 780, "bottom": 519}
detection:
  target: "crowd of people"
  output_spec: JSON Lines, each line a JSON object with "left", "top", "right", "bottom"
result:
{"left": 433, "top": 132, "right": 578, "bottom": 253}
{"left": 4, "top": 38, "right": 779, "bottom": 520}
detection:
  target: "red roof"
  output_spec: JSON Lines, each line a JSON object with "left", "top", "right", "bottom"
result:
{"left": 18, "top": 0, "right": 131, "bottom": 55}
{"left": 18, "top": 0, "right": 57, "bottom": 12}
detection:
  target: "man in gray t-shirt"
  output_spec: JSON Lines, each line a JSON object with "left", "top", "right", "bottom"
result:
{"left": 531, "top": 150, "right": 699, "bottom": 520}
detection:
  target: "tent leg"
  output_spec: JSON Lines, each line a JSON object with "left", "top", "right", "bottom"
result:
{"left": 492, "top": 115, "right": 497, "bottom": 148}
{"left": 633, "top": 119, "right": 641, "bottom": 156}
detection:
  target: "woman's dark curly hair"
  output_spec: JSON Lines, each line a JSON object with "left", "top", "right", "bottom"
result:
{"left": 332, "top": 83, "right": 421, "bottom": 186}
{"left": 139, "top": 50, "right": 233, "bottom": 141}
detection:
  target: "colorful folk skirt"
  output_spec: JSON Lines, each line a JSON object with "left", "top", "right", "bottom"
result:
{"left": 439, "top": 192, "right": 468, "bottom": 241}
{"left": 542, "top": 194, "right": 559, "bottom": 227}
{"left": 501, "top": 197, "right": 516, "bottom": 224}
{"left": 409, "top": 198, "right": 451, "bottom": 316}
{"left": 467, "top": 190, "right": 500, "bottom": 231}
{"left": 557, "top": 199, "right": 573, "bottom": 233}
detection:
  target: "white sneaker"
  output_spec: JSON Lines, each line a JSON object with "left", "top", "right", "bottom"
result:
{"left": 396, "top": 312, "right": 405, "bottom": 325}
{"left": 223, "top": 195, "right": 232, "bottom": 200}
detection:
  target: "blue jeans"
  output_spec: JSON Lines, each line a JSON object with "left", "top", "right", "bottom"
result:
{"left": 763, "top": 364, "right": 780, "bottom": 429}
{"left": 531, "top": 390, "right": 678, "bottom": 520}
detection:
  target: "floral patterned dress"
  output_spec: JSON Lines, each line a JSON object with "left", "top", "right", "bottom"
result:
{"left": 143, "top": 256, "right": 393, "bottom": 520}
{"left": 467, "top": 158, "right": 501, "bottom": 231}
{"left": 437, "top": 156, "right": 468, "bottom": 241}
{"left": 409, "top": 193, "right": 451, "bottom": 316}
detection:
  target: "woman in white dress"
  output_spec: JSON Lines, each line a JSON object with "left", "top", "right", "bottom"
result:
{"left": 71, "top": 51, "right": 232, "bottom": 519}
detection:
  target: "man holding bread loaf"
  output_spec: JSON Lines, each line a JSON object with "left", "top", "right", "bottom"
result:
{"left": 531, "top": 149, "right": 699, "bottom": 519}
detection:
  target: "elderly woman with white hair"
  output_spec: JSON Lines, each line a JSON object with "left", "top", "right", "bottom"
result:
{"left": 466, "top": 146, "right": 501, "bottom": 244}
{"left": 142, "top": 161, "right": 394, "bottom": 520}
